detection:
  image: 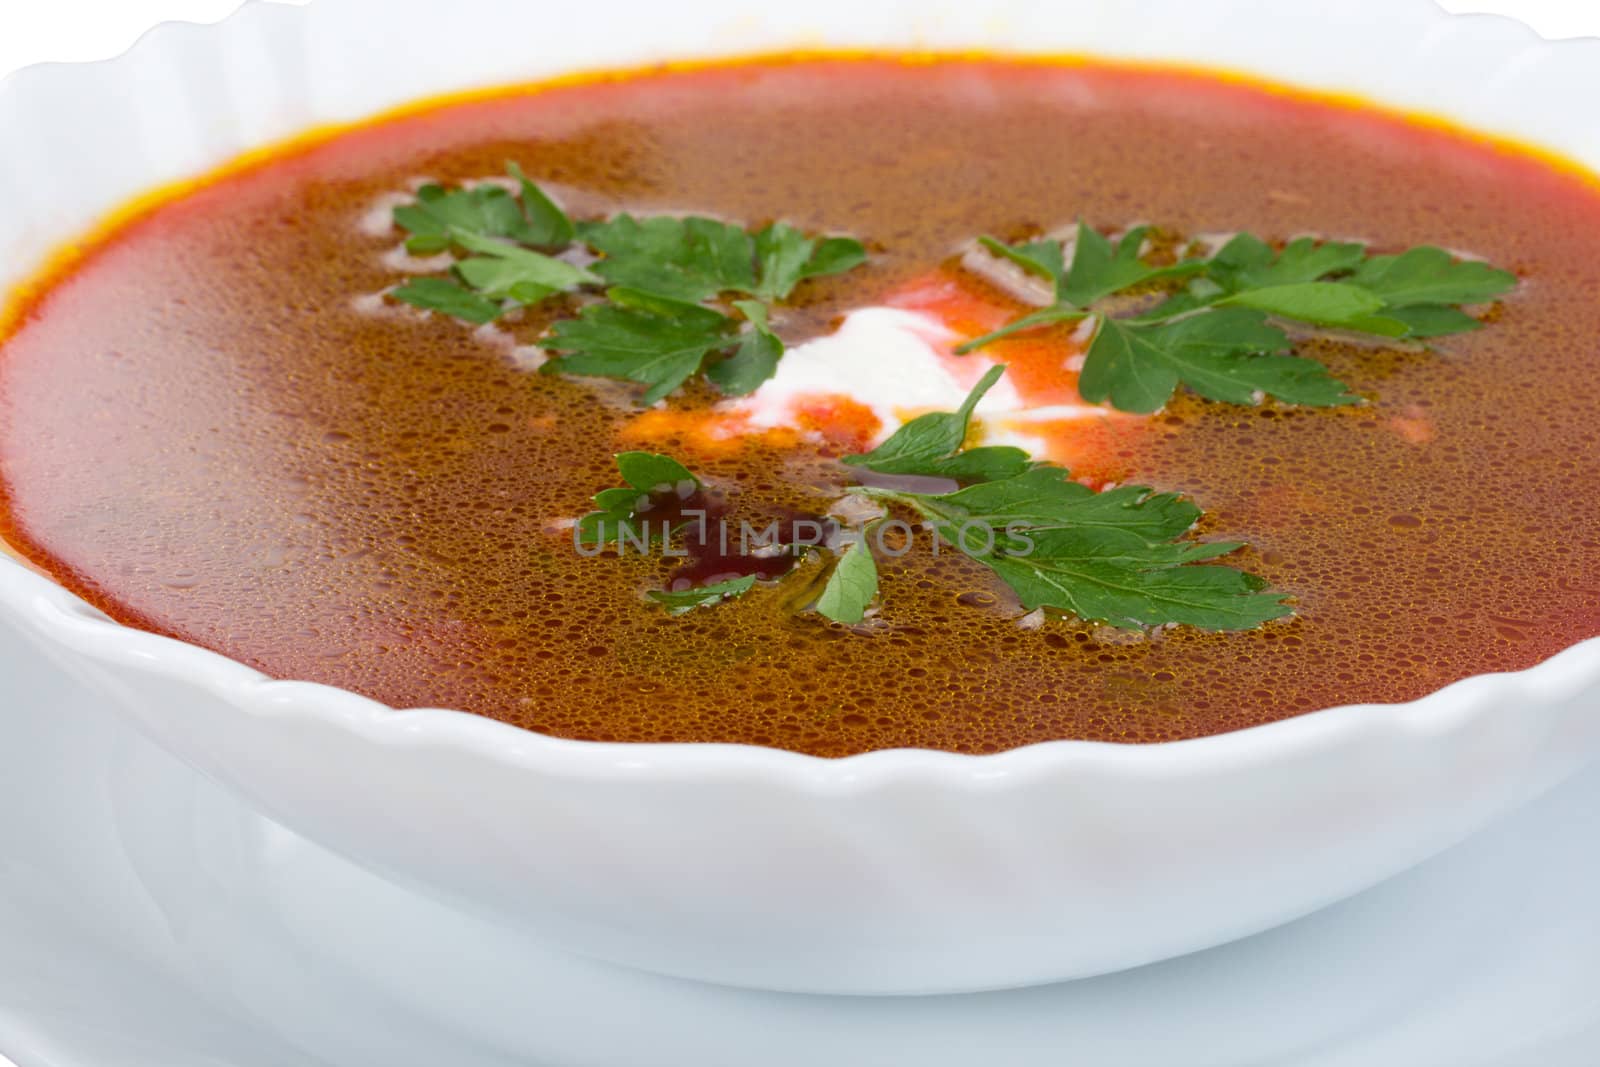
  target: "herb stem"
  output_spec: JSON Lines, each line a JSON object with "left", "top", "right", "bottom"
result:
{"left": 953, "top": 305, "right": 1088, "bottom": 354}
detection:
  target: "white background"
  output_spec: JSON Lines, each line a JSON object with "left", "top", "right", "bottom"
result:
{"left": 0, "top": 0, "right": 1596, "bottom": 80}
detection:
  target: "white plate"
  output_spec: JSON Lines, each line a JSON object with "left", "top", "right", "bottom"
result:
{"left": 3, "top": 613, "right": 1599, "bottom": 1066}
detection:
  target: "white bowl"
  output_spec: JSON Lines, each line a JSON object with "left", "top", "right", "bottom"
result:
{"left": 3, "top": 0, "right": 1599, "bottom": 995}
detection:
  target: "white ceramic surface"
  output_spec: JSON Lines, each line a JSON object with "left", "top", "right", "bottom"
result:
{"left": 2, "top": 0, "right": 1600, "bottom": 995}
{"left": 4, "top": 621, "right": 1600, "bottom": 1067}
{"left": 3, "top": 627, "right": 1600, "bottom": 1067}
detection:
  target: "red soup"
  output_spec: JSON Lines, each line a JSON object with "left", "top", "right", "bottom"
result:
{"left": 3, "top": 57, "right": 1600, "bottom": 756}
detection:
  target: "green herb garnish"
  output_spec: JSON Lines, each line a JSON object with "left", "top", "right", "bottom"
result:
{"left": 827, "top": 367, "right": 1291, "bottom": 631}
{"left": 704, "top": 301, "right": 784, "bottom": 396}
{"left": 583, "top": 456, "right": 764, "bottom": 613}
{"left": 853, "top": 469, "right": 1289, "bottom": 631}
{"left": 388, "top": 167, "right": 868, "bottom": 401}
{"left": 840, "top": 364, "right": 1032, "bottom": 483}
{"left": 1079, "top": 310, "right": 1358, "bottom": 413}
{"left": 543, "top": 289, "right": 743, "bottom": 406}
{"left": 448, "top": 229, "right": 596, "bottom": 301}
{"left": 578, "top": 216, "right": 865, "bottom": 303}
{"left": 959, "top": 224, "right": 1516, "bottom": 414}
{"left": 506, "top": 161, "right": 577, "bottom": 248}
{"left": 393, "top": 163, "right": 578, "bottom": 255}
{"left": 390, "top": 165, "right": 596, "bottom": 319}
{"left": 813, "top": 538, "right": 880, "bottom": 625}
{"left": 576, "top": 451, "right": 700, "bottom": 544}
{"left": 544, "top": 218, "right": 863, "bottom": 400}
{"left": 648, "top": 575, "right": 758, "bottom": 615}
{"left": 390, "top": 276, "right": 505, "bottom": 326}
{"left": 577, "top": 372, "right": 1288, "bottom": 632}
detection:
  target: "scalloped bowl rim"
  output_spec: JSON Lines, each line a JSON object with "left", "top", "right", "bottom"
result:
{"left": 15, "top": 562, "right": 1600, "bottom": 789}
{"left": 2, "top": 0, "right": 1599, "bottom": 795}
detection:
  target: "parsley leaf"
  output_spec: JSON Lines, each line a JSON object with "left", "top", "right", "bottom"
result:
{"left": 573, "top": 385, "right": 1287, "bottom": 633}
{"left": 978, "top": 235, "right": 1066, "bottom": 291}
{"left": 451, "top": 230, "right": 595, "bottom": 294}
{"left": 886, "top": 465, "right": 1290, "bottom": 630}
{"left": 704, "top": 326, "right": 783, "bottom": 396}
{"left": 1207, "top": 234, "right": 1368, "bottom": 289}
{"left": 1080, "top": 310, "right": 1359, "bottom": 413}
{"left": 978, "top": 223, "right": 1205, "bottom": 307}
{"left": 1076, "top": 316, "right": 1181, "bottom": 414}
{"left": 580, "top": 215, "right": 866, "bottom": 304}
{"left": 753, "top": 225, "right": 869, "bottom": 301}
{"left": 393, "top": 164, "right": 575, "bottom": 254}
{"left": 580, "top": 215, "right": 758, "bottom": 302}
{"left": 1189, "top": 235, "right": 1514, "bottom": 336}
{"left": 842, "top": 363, "right": 1032, "bottom": 483}
{"left": 648, "top": 575, "right": 757, "bottom": 615}
{"left": 813, "top": 538, "right": 879, "bottom": 624}
{"left": 394, "top": 184, "right": 521, "bottom": 255}
{"left": 389, "top": 168, "right": 869, "bottom": 400}
{"left": 556, "top": 218, "right": 862, "bottom": 400}
{"left": 957, "top": 223, "right": 1206, "bottom": 354}
{"left": 912, "top": 467, "right": 1201, "bottom": 543}
{"left": 507, "top": 161, "right": 576, "bottom": 248}
{"left": 982, "top": 532, "right": 1288, "bottom": 631}
{"left": 451, "top": 259, "right": 558, "bottom": 306}
{"left": 1380, "top": 304, "right": 1484, "bottom": 339}
{"left": 391, "top": 277, "right": 503, "bottom": 325}
{"left": 544, "top": 289, "right": 738, "bottom": 405}
{"left": 615, "top": 450, "right": 700, "bottom": 492}
{"left": 576, "top": 451, "right": 700, "bottom": 544}
{"left": 450, "top": 229, "right": 596, "bottom": 299}
{"left": 390, "top": 169, "right": 589, "bottom": 320}
{"left": 1061, "top": 222, "right": 1208, "bottom": 305}
{"left": 842, "top": 368, "right": 1291, "bottom": 631}
{"left": 959, "top": 226, "right": 1516, "bottom": 413}
{"left": 394, "top": 233, "right": 593, "bottom": 323}
{"left": 578, "top": 455, "right": 761, "bottom": 618}
{"left": 1348, "top": 246, "right": 1517, "bottom": 307}
{"left": 1216, "top": 283, "right": 1404, "bottom": 335}
{"left": 704, "top": 301, "right": 785, "bottom": 397}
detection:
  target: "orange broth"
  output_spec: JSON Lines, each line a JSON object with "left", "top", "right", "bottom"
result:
{"left": 3, "top": 57, "right": 1600, "bottom": 755}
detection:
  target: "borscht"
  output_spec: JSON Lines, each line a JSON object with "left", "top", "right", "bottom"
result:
{"left": 3, "top": 57, "right": 1597, "bottom": 756}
